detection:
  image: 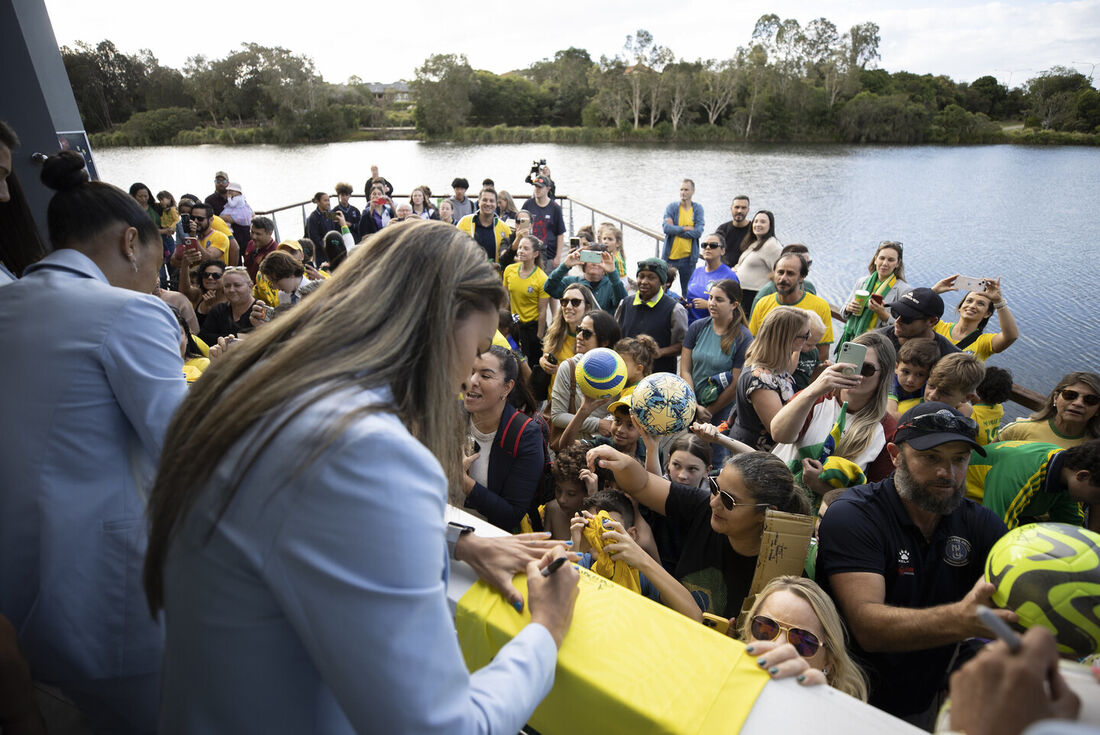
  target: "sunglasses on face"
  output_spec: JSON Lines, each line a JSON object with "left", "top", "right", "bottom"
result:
{"left": 576, "top": 327, "right": 595, "bottom": 340}
{"left": 895, "top": 315, "right": 922, "bottom": 325}
{"left": 561, "top": 297, "right": 585, "bottom": 308}
{"left": 856, "top": 362, "right": 878, "bottom": 378}
{"left": 1061, "top": 389, "right": 1100, "bottom": 406}
{"left": 708, "top": 477, "right": 767, "bottom": 512}
{"left": 750, "top": 615, "right": 823, "bottom": 658}
{"left": 202, "top": 272, "right": 222, "bottom": 280}
{"left": 701, "top": 241, "right": 722, "bottom": 249}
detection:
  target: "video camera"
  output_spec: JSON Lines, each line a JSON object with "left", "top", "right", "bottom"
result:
{"left": 524, "top": 159, "right": 548, "bottom": 185}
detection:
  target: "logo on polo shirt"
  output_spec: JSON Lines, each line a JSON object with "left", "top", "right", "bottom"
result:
{"left": 944, "top": 536, "right": 972, "bottom": 567}
{"left": 896, "top": 549, "right": 914, "bottom": 576}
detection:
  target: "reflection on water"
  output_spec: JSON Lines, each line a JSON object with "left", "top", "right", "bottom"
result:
{"left": 96, "top": 142, "right": 1100, "bottom": 419}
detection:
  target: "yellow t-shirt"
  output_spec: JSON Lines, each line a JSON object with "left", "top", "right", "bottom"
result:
{"left": 160, "top": 206, "right": 180, "bottom": 230}
{"left": 971, "top": 403, "right": 1004, "bottom": 446}
{"left": 546, "top": 337, "right": 576, "bottom": 398}
{"left": 502, "top": 264, "right": 548, "bottom": 323}
{"left": 200, "top": 229, "right": 232, "bottom": 264}
{"left": 748, "top": 291, "right": 835, "bottom": 344}
{"left": 669, "top": 205, "right": 693, "bottom": 260}
{"left": 933, "top": 321, "right": 996, "bottom": 361}
{"left": 211, "top": 215, "right": 232, "bottom": 238}
{"left": 997, "top": 418, "right": 1091, "bottom": 449}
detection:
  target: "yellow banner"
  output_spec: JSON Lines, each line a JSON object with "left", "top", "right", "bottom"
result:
{"left": 456, "top": 566, "right": 769, "bottom": 734}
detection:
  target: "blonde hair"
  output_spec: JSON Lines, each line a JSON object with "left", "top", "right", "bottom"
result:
{"left": 928, "top": 352, "right": 985, "bottom": 397}
{"left": 739, "top": 576, "right": 869, "bottom": 701}
{"left": 221, "top": 265, "right": 252, "bottom": 286}
{"left": 144, "top": 222, "right": 506, "bottom": 612}
{"left": 542, "top": 284, "right": 598, "bottom": 357}
{"left": 833, "top": 331, "right": 896, "bottom": 462}
{"left": 744, "top": 306, "right": 809, "bottom": 372}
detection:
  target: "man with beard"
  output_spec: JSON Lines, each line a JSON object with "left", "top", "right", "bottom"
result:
{"left": 717, "top": 195, "right": 751, "bottom": 265}
{"left": 748, "top": 252, "right": 833, "bottom": 360}
{"left": 817, "top": 402, "right": 1012, "bottom": 728}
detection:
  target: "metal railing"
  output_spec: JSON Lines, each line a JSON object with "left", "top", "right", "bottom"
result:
{"left": 254, "top": 193, "right": 1045, "bottom": 413}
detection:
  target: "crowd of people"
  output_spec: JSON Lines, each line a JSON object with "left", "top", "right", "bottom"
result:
{"left": 0, "top": 123, "right": 1097, "bottom": 735}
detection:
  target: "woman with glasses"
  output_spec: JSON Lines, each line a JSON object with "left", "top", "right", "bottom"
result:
{"left": 197, "top": 266, "right": 269, "bottom": 346}
{"left": 729, "top": 306, "right": 810, "bottom": 451}
{"left": 998, "top": 371, "right": 1100, "bottom": 448}
{"left": 929, "top": 275, "right": 1019, "bottom": 362}
{"left": 837, "top": 241, "right": 909, "bottom": 349}
{"left": 739, "top": 576, "right": 868, "bottom": 700}
{"left": 189, "top": 259, "right": 227, "bottom": 317}
{"left": 586, "top": 446, "right": 810, "bottom": 619}
{"left": 549, "top": 310, "right": 621, "bottom": 448}
{"left": 537, "top": 283, "right": 598, "bottom": 399}
{"left": 684, "top": 233, "right": 737, "bottom": 324}
{"left": 771, "top": 332, "right": 899, "bottom": 497}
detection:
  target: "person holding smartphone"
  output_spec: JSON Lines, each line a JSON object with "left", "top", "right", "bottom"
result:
{"left": 929, "top": 274, "right": 1019, "bottom": 362}
{"left": 145, "top": 223, "right": 579, "bottom": 733}
{"left": 770, "top": 331, "right": 899, "bottom": 498}
{"left": 544, "top": 243, "right": 626, "bottom": 313}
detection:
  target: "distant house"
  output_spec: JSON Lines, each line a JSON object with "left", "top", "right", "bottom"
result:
{"left": 366, "top": 82, "right": 412, "bottom": 104}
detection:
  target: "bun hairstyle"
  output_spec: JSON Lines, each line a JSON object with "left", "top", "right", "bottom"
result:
{"left": 41, "top": 150, "right": 159, "bottom": 250}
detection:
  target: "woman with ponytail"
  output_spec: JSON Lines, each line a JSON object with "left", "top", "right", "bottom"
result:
{"left": 0, "top": 150, "right": 187, "bottom": 732}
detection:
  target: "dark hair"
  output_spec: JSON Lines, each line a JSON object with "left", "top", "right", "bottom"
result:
{"left": 585, "top": 309, "right": 621, "bottom": 348}
{"left": 776, "top": 252, "right": 809, "bottom": 278}
{"left": 897, "top": 338, "right": 940, "bottom": 370}
{"left": 40, "top": 151, "right": 159, "bottom": 250}
{"left": 732, "top": 194, "right": 750, "bottom": 204}
{"left": 189, "top": 202, "right": 209, "bottom": 217}
{"left": 251, "top": 215, "right": 274, "bottom": 233}
{"left": 584, "top": 490, "right": 635, "bottom": 528}
{"left": 728, "top": 451, "right": 810, "bottom": 515}
{"left": 742, "top": 210, "right": 776, "bottom": 253}
{"left": 0, "top": 120, "right": 19, "bottom": 149}
{"left": 312, "top": 192, "right": 327, "bottom": 204}
{"left": 483, "top": 344, "right": 537, "bottom": 416}
{"left": 198, "top": 259, "right": 226, "bottom": 294}
{"left": 451, "top": 177, "right": 469, "bottom": 189}
{"left": 259, "top": 251, "right": 305, "bottom": 281}
{"left": 334, "top": 182, "right": 353, "bottom": 196}
{"left": 1028, "top": 372, "right": 1100, "bottom": 438}
{"left": 1061, "top": 440, "right": 1100, "bottom": 485}
{"left": 954, "top": 291, "right": 995, "bottom": 334}
{"left": 779, "top": 243, "right": 810, "bottom": 272}
{"left": 552, "top": 444, "right": 588, "bottom": 485}
{"left": 976, "top": 366, "right": 1014, "bottom": 405}
{"left": 482, "top": 178, "right": 494, "bottom": 188}
{"left": 710, "top": 278, "right": 749, "bottom": 339}
{"left": 168, "top": 304, "right": 204, "bottom": 359}
{"left": 668, "top": 433, "right": 711, "bottom": 470}
{"left": 128, "top": 182, "right": 151, "bottom": 199}
{"left": 298, "top": 238, "right": 315, "bottom": 261}
{"left": 478, "top": 187, "right": 497, "bottom": 202}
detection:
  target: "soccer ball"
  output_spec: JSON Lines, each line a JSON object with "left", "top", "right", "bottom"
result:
{"left": 630, "top": 372, "right": 697, "bottom": 435}
{"left": 985, "top": 522, "right": 1100, "bottom": 658}
{"left": 574, "top": 348, "right": 628, "bottom": 400}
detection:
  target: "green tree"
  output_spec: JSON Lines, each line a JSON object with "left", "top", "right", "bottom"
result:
{"left": 588, "top": 55, "right": 630, "bottom": 128}
{"left": 523, "top": 47, "right": 595, "bottom": 125}
{"left": 665, "top": 61, "right": 700, "bottom": 131}
{"left": 1025, "top": 67, "right": 1092, "bottom": 130}
{"left": 696, "top": 58, "right": 741, "bottom": 125}
{"left": 623, "top": 29, "right": 654, "bottom": 128}
{"left": 412, "top": 54, "right": 473, "bottom": 134}
{"left": 61, "top": 41, "right": 149, "bottom": 132}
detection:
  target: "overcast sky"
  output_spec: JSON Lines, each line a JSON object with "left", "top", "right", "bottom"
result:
{"left": 43, "top": 0, "right": 1100, "bottom": 88}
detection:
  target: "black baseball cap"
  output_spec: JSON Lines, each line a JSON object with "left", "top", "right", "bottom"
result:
{"left": 890, "top": 287, "right": 945, "bottom": 320}
{"left": 894, "top": 402, "right": 986, "bottom": 455}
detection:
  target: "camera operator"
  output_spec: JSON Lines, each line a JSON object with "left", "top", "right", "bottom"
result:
{"left": 524, "top": 159, "right": 556, "bottom": 200}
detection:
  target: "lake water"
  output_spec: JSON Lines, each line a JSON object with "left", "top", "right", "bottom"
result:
{"left": 96, "top": 141, "right": 1100, "bottom": 419}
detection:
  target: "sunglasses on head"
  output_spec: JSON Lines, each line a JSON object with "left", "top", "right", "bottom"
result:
{"left": 1061, "top": 389, "right": 1100, "bottom": 406}
{"left": 750, "top": 615, "right": 823, "bottom": 658}
{"left": 561, "top": 297, "right": 585, "bottom": 308}
{"left": 708, "top": 477, "right": 767, "bottom": 512}
{"left": 576, "top": 327, "right": 595, "bottom": 340}
{"left": 898, "top": 409, "right": 978, "bottom": 437}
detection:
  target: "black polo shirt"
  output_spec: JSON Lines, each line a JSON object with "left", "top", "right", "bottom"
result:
{"left": 817, "top": 477, "right": 1006, "bottom": 718}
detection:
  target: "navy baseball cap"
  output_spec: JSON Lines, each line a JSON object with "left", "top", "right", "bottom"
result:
{"left": 890, "top": 287, "right": 945, "bottom": 320}
{"left": 894, "top": 402, "right": 985, "bottom": 455}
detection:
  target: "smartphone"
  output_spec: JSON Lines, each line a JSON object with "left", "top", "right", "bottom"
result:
{"left": 545, "top": 354, "right": 558, "bottom": 366}
{"left": 701, "top": 613, "right": 730, "bottom": 635}
{"left": 579, "top": 250, "right": 602, "bottom": 263}
{"left": 836, "top": 342, "right": 868, "bottom": 377}
{"left": 570, "top": 236, "right": 581, "bottom": 250}
{"left": 954, "top": 275, "right": 986, "bottom": 293}
{"left": 184, "top": 236, "right": 201, "bottom": 253}
{"left": 179, "top": 213, "right": 191, "bottom": 233}
{"left": 324, "top": 211, "right": 339, "bottom": 221}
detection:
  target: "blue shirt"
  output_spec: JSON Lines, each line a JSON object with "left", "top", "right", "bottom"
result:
{"left": 684, "top": 263, "right": 737, "bottom": 322}
{"left": 160, "top": 386, "right": 557, "bottom": 733}
{"left": 0, "top": 249, "right": 186, "bottom": 682}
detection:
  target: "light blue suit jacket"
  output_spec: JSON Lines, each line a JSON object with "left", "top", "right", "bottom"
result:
{"left": 0, "top": 249, "right": 186, "bottom": 682}
{"left": 159, "top": 386, "right": 557, "bottom": 733}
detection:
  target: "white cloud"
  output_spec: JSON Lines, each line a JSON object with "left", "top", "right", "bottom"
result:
{"left": 43, "top": 0, "right": 1100, "bottom": 86}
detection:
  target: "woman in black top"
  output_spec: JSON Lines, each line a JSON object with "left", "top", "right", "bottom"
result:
{"left": 197, "top": 266, "right": 267, "bottom": 345}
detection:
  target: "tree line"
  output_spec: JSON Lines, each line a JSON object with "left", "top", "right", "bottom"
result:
{"left": 62, "top": 14, "right": 1100, "bottom": 147}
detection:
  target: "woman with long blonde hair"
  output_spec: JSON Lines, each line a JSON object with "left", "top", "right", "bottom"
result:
{"left": 729, "top": 306, "right": 810, "bottom": 450}
{"left": 739, "top": 576, "right": 869, "bottom": 701}
{"left": 144, "top": 222, "right": 579, "bottom": 733}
